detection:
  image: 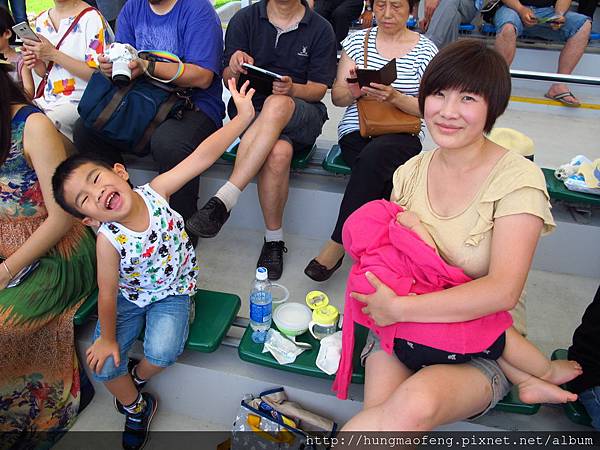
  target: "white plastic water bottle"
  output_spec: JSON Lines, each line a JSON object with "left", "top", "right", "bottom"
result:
{"left": 249, "top": 267, "right": 272, "bottom": 343}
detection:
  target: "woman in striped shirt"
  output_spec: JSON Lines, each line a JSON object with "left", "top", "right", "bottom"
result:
{"left": 305, "top": 0, "right": 437, "bottom": 281}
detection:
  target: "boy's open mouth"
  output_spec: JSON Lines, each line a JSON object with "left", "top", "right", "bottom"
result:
{"left": 105, "top": 192, "right": 120, "bottom": 210}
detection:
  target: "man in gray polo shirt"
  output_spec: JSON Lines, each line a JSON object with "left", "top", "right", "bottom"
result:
{"left": 186, "top": 0, "right": 336, "bottom": 280}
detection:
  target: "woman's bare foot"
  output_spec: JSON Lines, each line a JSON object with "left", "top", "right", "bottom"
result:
{"left": 518, "top": 376, "right": 578, "bottom": 404}
{"left": 541, "top": 359, "right": 583, "bottom": 386}
{"left": 314, "top": 240, "right": 345, "bottom": 269}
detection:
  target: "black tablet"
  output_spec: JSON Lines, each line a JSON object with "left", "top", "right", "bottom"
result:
{"left": 239, "top": 63, "right": 283, "bottom": 97}
{"left": 356, "top": 58, "right": 397, "bottom": 88}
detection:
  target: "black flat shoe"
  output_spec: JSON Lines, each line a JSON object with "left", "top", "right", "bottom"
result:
{"left": 304, "top": 256, "right": 344, "bottom": 282}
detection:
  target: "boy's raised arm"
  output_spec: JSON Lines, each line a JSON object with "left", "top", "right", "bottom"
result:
{"left": 87, "top": 234, "right": 122, "bottom": 374}
{"left": 151, "top": 79, "right": 256, "bottom": 199}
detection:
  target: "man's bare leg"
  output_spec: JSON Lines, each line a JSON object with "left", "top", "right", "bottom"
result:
{"left": 257, "top": 139, "right": 293, "bottom": 231}
{"left": 230, "top": 96, "right": 295, "bottom": 192}
{"left": 494, "top": 24, "right": 518, "bottom": 65}
{"left": 546, "top": 21, "right": 591, "bottom": 104}
{"left": 186, "top": 95, "right": 295, "bottom": 238}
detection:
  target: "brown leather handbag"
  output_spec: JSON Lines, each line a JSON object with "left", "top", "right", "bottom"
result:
{"left": 358, "top": 0, "right": 374, "bottom": 29}
{"left": 356, "top": 30, "right": 421, "bottom": 138}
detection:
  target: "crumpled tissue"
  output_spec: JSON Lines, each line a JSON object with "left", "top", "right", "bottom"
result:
{"left": 316, "top": 331, "right": 343, "bottom": 375}
{"left": 262, "top": 328, "right": 307, "bottom": 365}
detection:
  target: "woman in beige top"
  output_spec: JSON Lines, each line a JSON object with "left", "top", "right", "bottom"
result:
{"left": 343, "top": 40, "right": 558, "bottom": 430}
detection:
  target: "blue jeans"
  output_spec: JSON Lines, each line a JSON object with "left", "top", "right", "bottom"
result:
{"left": 494, "top": 6, "right": 590, "bottom": 41}
{"left": 0, "top": 0, "right": 27, "bottom": 24}
{"left": 91, "top": 293, "right": 191, "bottom": 382}
{"left": 579, "top": 386, "right": 600, "bottom": 430}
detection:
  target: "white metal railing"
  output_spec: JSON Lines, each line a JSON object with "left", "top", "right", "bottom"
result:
{"left": 510, "top": 70, "right": 600, "bottom": 86}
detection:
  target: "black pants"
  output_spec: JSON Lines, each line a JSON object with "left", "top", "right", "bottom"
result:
{"left": 315, "top": 0, "right": 364, "bottom": 48}
{"left": 73, "top": 108, "right": 219, "bottom": 222}
{"left": 577, "top": 0, "right": 596, "bottom": 19}
{"left": 331, "top": 131, "right": 422, "bottom": 243}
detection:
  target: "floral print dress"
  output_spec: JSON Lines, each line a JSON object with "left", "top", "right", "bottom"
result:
{"left": 0, "top": 106, "right": 96, "bottom": 443}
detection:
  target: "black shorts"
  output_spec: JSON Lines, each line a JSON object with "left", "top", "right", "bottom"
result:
{"left": 279, "top": 98, "right": 328, "bottom": 152}
{"left": 393, "top": 333, "right": 506, "bottom": 371}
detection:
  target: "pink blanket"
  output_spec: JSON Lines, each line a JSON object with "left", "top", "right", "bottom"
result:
{"left": 332, "top": 200, "right": 512, "bottom": 399}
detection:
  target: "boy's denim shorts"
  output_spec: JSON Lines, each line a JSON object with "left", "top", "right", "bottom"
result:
{"left": 91, "top": 293, "right": 192, "bottom": 382}
{"left": 579, "top": 386, "right": 600, "bottom": 430}
{"left": 360, "top": 330, "right": 511, "bottom": 419}
{"left": 494, "top": 6, "right": 590, "bottom": 41}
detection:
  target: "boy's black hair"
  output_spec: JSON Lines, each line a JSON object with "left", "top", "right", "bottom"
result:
{"left": 0, "top": 7, "right": 16, "bottom": 46}
{"left": 418, "top": 39, "right": 511, "bottom": 134}
{"left": 52, "top": 153, "right": 115, "bottom": 219}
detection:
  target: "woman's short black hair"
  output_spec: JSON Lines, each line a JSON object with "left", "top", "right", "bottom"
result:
{"left": 0, "top": 6, "right": 16, "bottom": 46}
{"left": 418, "top": 39, "right": 511, "bottom": 133}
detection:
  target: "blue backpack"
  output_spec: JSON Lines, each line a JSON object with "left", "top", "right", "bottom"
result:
{"left": 78, "top": 71, "right": 191, "bottom": 155}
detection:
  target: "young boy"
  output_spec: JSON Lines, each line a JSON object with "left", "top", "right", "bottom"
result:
{"left": 52, "top": 79, "right": 254, "bottom": 450}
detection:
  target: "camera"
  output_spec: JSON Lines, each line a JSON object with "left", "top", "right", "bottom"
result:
{"left": 104, "top": 42, "right": 138, "bottom": 86}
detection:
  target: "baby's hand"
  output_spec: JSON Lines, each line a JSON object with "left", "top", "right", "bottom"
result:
{"left": 396, "top": 211, "right": 421, "bottom": 229}
{"left": 228, "top": 78, "right": 255, "bottom": 120}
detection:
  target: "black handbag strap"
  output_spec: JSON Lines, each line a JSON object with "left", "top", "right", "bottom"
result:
{"left": 132, "top": 94, "right": 180, "bottom": 155}
{"left": 93, "top": 78, "right": 135, "bottom": 130}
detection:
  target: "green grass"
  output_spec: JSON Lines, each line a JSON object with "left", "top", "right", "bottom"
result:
{"left": 214, "top": 0, "right": 236, "bottom": 8}
{"left": 26, "top": 0, "right": 54, "bottom": 15}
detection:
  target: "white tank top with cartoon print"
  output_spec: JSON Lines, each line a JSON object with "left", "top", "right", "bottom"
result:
{"left": 98, "top": 184, "right": 198, "bottom": 307}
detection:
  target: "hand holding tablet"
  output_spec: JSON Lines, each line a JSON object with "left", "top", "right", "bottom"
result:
{"left": 242, "top": 63, "right": 283, "bottom": 81}
{"left": 239, "top": 63, "right": 285, "bottom": 96}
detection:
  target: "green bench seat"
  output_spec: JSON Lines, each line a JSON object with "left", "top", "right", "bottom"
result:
{"left": 74, "top": 288, "right": 240, "bottom": 353}
{"left": 74, "top": 289, "right": 99, "bottom": 326}
{"left": 551, "top": 348, "right": 592, "bottom": 427}
{"left": 322, "top": 145, "right": 351, "bottom": 175}
{"left": 542, "top": 168, "right": 600, "bottom": 208}
{"left": 222, "top": 140, "right": 317, "bottom": 170}
{"left": 238, "top": 323, "right": 367, "bottom": 384}
{"left": 187, "top": 289, "right": 241, "bottom": 353}
{"left": 239, "top": 321, "right": 539, "bottom": 414}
